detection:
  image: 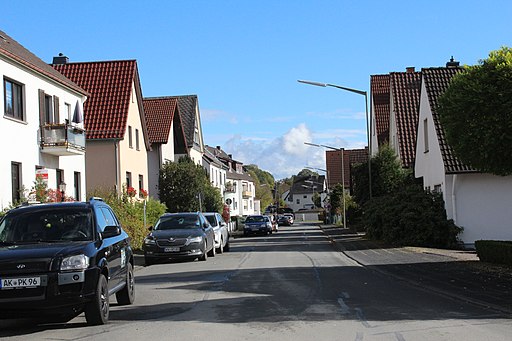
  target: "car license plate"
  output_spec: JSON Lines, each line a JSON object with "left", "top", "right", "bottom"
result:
{"left": 0, "top": 277, "right": 41, "bottom": 289}
{"left": 164, "top": 247, "right": 180, "bottom": 252}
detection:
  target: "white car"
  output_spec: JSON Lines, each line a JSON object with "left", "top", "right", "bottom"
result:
{"left": 204, "top": 212, "right": 230, "bottom": 253}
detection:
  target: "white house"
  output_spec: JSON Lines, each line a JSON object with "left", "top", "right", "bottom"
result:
{"left": 172, "top": 95, "right": 205, "bottom": 166}
{"left": 415, "top": 66, "right": 512, "bottom": 245}
{"left": 284, "top": 175, "right": 327, "bottom": 212}
{"left": 143, "top": 96, "right": 188, "bottom": 199}
{"left": 203, "top": 145, "right": 228, "bottom": 193}
{"left": 0, "top": 30, "right": 88, "bottom": 209}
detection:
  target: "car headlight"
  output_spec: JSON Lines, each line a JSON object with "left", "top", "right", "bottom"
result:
{"left": 61, "top": 254, "right": 89, "bottom": 271}
{"left": 144, "top": 235, "right": 156, "bottom": 245}
{"left": 186, "top": 236, "right": 203, "bottom": 245}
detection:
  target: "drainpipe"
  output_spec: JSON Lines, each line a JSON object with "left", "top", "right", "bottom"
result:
{"left": 451, "top": 174, "right": 457, "bottom": 224}
{"left": 114, "top": 140, "right": 120, "bottom": 194}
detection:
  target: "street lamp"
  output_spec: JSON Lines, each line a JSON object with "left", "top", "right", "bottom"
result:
{"left": 298, "top": 79, "right": 372, "bottom": 199}
{"left": 304, "top": 142, "right": 346, "bottom": 228}
{"left": 58, "top": 181, "right": 66, "bottom": 202}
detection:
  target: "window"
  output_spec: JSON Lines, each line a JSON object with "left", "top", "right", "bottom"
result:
{"left": 194, "top": 127, "right": 200, "bottom": 146}
{"left": 434, "top": 184, "right": 442, "bottom": 193}
{"left": 135, "top": 129, "right": 140, "bottom": 150}
{"left": 423, "top": 118, "right": 429, "bottom": 153}
{"left": 138, "top": 174, "right": 144, "bottom": 198}
{"left": 74, "top": 172, "right": 81, "bottom": 201}
{"left": 4, "top": 78, "right": 24, "bottom": 120}
{"left": 128, "top": 126, "right": 133, "bottom": 148}
{"left": 296, "top": 199, "right": 300, "bottom": 204}
{"left": 11, "top": 162, "right": 22, "bottom": 203}
{"left": 38, "top": 90, "right": 59, "bottom": 124}
{"left": 56, "top": 169, "right": 63, "bottom": 190}
{"left": 126, "top": 172, "right": 132, "bottom": 188}
{"left": 65, "top": 103, "right": 71, "bottom": 122}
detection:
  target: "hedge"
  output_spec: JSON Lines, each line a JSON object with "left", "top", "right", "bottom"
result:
{"left": 475, "top": 240, "right": 512, "bottom": 266}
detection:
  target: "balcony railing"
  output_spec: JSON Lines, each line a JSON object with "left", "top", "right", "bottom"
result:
{"left": 39, "top": 123, "right": 86, "bottom": 156}
{"left": 224, "top": 185, "right": 236, "bottom": 193}
{"left": 242, "top": 190, "right": 252, "bottom": 198}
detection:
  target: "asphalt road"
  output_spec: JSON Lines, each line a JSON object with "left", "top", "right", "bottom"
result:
{"left": 1, "top": 223, "right": 511, "bottom": 340}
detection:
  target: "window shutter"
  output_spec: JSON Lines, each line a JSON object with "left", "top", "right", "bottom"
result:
{"left": 53, "top": 95, "right": 60, "bottom": 123}
{"left": 38, "top": 89, "right": 45, "bottom": 125}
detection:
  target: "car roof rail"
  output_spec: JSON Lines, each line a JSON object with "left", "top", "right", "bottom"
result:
{"left": 89, "top": 197, "right": 104, "bottom": 202}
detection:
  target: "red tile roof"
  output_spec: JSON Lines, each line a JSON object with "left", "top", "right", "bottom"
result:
{"left": 0, "top": 30, "right": 86, "bottom": 95}
{"left": 421, "top": 67, "right": 476, "bottom": 174}
{"left": 143, "top": 97, "right": 177, "bottom": 144}
{"left": 53, "top": 60, "right": 145, "bottom": 140}
{"left": 370, "top": 74, "right": 390, "bottom": 146}
{"left": 390, "top": 71, "right": 421, "bottom": 168}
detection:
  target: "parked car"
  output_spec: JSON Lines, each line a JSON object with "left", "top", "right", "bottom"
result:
{"left": 204, "top": 212, "right": 230, "bottom": 253}
{"left": 143, "top": 212, "right": 215, "bottom": 264}
{"left": 0, "top": 198, "right": 135, "bottom": 325}
{"left": 283, "top": 213, "right": 294, "bottom": 225}
{"left": 277, "top": 214, "right": 292, "bottom": 226}
{"left": 243, "top": 215, "right": 272, "bottom": 236}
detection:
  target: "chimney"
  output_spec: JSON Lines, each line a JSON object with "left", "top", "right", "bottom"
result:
{"left": 52, "top": 53, "right": 68, "bottom": 65}
{"left": 406, "top": 67, "right": 415, "bottom": 73}
{"left": 446, "top": 56, "right": 460, "bottom": 68}
{"left": 216, "top": 146, "right": 221, "bottom": 150}
{"left": 228, "top": 154, "right": 233, "bottom": 159}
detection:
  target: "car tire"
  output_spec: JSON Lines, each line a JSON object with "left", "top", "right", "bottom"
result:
{"left": 85, "top": 274, "right": 109, "bottom": 325}
{"left": 144, "top": 254, "right": 156, "bottom": 266}
{"left": 116, "top": 263, "right": 135, "bottom": 305}
{"left": 199, "top": 241, "right": 208, "bottom": 261}
{"left": 217, "top": 238, "right": 224, "bottom": 254}
{"left": 208, "top": 242, "right": 216, "bottom": 257}
{"left": 224, "top": 237, "right": 230, "bottom": 252}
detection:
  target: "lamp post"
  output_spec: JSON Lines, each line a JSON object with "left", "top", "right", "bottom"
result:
{"left": 298, "top": 79, "right": 372, "bottom": 199}
{"left": 58, "top": 181, "right": 66, "bottom": 202}
{"left": 304, "top": 142, "right": 346, "bottom": 228}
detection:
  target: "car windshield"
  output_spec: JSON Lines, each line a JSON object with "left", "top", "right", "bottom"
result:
{"left": 0, "top": 208, "right": 94, "bottom": 243}
{"left": 155, "top": 215, "right": 201, "bottom": 230}
{"left": 245, "top": 216, "right": 265, "bottom": 223}
{"left": 205, "top": 215, "right": 217, "bottom": 226}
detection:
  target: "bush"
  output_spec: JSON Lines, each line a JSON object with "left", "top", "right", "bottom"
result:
{"left": 88, "top": 187, "right": 167, "bottom": 250}
{"left": 475, "top": 240, "right": 512, "bottom": 266}
{"left": 363, "top": 186, "right": 463, "bottom": 248}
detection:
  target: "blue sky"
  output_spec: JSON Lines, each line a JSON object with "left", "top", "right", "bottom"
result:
{"left": 4, "top": 0, "right": 511, "bottom": 179}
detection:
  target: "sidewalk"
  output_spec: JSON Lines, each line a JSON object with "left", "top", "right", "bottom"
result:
{"left": 319, "top": 224, "right": 512, "bottom": 314}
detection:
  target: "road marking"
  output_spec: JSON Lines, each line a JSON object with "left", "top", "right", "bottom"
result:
{"left": 395, "top": 332, "right": 406, "bottom": 341}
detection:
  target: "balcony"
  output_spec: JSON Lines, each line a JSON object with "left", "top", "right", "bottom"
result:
{"left": 242, "top": 190, "right": 252, "bottom": 198}
{"left": 39, "top": 123, "right": 86, "bottom": 156}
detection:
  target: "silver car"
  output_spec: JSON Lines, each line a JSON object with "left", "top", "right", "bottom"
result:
{"left": 204, "top": 212, "right": 230, "bottom": 253}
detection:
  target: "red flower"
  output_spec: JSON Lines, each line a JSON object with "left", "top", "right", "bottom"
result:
{"left": 139, "top": 188, "right": 148, "bottom": 199}
{"left": 127, "top": 186, "right": 137, "bottom": 197}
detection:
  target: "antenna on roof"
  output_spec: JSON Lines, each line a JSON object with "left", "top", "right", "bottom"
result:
{"left": 446, "top": 56, "right": 460, "bottom": 68}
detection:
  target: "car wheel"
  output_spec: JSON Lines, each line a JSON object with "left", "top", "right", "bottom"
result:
{"left": 116, "top": 263, "right": 135, "bottom": 305}
{"left": 208, "top": 242, "right": 216, "bottom": 257}
{"left": 217, "top": 238, "right": 224, "bottom": 254}
{"left": 199, "top": 241, "right": 208, "bottom": 261}
{"left": 144, "top": 254, "right": 156, "bottom": 266}
{"left": 85, "top": 274, "right": 109, "bottom": 325}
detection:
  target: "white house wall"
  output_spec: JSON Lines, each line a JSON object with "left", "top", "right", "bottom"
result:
{"left": 161, "top": 120, "right": 175, "bottom": 163}
{"left": 370, "top": 96, "right": 379, "bottom": 156}
{"left": 147, "top": 146, "right": 161, "bottom": 199}
{"left": 1, "top": 55, "right": 86, "bottom": 209}
{"left": 415, "top": 80, "right": 446, "bottom": 193}
{"left": 450, "top": 173, "right": 512, "bottom": 244}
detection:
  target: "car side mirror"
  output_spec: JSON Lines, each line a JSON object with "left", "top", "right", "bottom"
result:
{"left": 221, "top": 221, "right": 227, "bottom": 227}
{"left": 203, "top": 222, "right": 209, "bottom": 229}
{"left": 101, "top": 225, "right": 121, "bottom": 239}
{"left": 148, "top": 225, "right": 153, "bottom": 231}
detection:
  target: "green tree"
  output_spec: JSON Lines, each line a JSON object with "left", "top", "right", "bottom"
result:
{"left": 352, "top": 145, "right": 413, "bottom": 206}
{"left": 438, "top": 47, "right": 512, "bottom": 175}
{"left": 159, "top": 157, "right": 222, "bottom": 212}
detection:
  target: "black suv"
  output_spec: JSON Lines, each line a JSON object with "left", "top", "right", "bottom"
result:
{"left": 0, "top": 198, "right": 134, "bottom": 325}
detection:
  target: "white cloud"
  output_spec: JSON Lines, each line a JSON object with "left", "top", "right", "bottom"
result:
{"left": 202, "top": 109, "right": 238, "bottom": 124}
{"left": 222, "top": 124, "right": 327, "bottom": 179}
